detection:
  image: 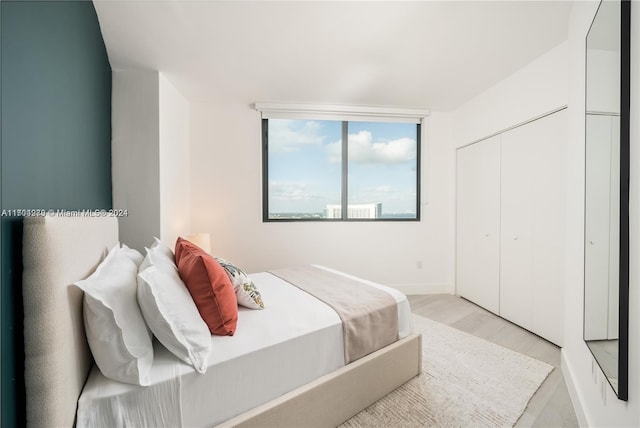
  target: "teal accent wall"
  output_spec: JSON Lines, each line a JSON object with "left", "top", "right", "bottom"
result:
{"left": 0, "top": 1, "right": 112, "bottom": 426}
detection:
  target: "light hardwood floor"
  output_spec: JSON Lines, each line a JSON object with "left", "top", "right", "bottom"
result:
{"left": 408, "top": 294, "right": 579, "bottom": 428}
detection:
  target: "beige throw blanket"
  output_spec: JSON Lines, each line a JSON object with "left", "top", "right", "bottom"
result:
{"left": 270, "top": 266, "right": 399, "bottom": 364}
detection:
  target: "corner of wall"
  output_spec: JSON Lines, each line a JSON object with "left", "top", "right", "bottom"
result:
{"left": 111, "top": 70, "right": 193, "bottom": 250}
{"left": 560, "top": 350, "right": 589, "bottom": 427}
{"left": 158, "top": 73, "right": 191, "bottom": 247}
{"left": 112, "top": 70, "right": 161, "bottom": 251}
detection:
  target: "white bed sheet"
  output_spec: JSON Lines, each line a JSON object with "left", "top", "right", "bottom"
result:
{"left": 77, "top": 267, "right": 412, "bottom": 427}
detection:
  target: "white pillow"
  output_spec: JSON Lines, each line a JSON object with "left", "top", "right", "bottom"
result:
{"left": 139, "top": 237, "right": 175, "bottom": 272}
{"left": 120, "top": 243, "right": 144, "bottom": 266}
{"left": 75, "top": 245, "right": 153, "bottom": 385}
{"left": 137, "top": 265, "right": 211, "bottom": 373}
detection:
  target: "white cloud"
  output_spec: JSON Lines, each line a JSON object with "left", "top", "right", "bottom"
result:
{"left": 373, "top": 185, "right": 394, "bottom": 193}
{"left": 269, "top": 181, "right": 311, "bottom": 201}
{"left": 326, "top": 131, "right": 416, "bottom": 164}
{"left": 269, "top": 119, "right": 326, "bottom": 153}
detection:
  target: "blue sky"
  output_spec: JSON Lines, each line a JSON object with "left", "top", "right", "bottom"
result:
{"left": 268, "top": 119, "right": 418, "bottom": 215}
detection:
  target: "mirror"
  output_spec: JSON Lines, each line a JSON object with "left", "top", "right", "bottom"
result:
{"left": 584, "top": 0, "right": 630, "bottom": 401}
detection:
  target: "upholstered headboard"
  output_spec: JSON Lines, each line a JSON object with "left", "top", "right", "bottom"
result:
{"left": 22, "top": 215, "right": 118, "bottom": 427}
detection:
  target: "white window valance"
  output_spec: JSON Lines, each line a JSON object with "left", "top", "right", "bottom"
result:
{"left": 254, "top": 102, "right": 431, "bottom": 124}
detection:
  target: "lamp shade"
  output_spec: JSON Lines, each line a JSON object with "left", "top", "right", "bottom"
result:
{"left": 186, "top": 233, "right": 211, "bottom": 254}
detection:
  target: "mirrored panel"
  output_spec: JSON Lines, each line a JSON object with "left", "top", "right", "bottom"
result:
{"left": 584, "top": 0, "right": 630, "bottom": 401}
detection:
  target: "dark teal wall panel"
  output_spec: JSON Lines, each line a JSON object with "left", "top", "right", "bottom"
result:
{"left": 2, "top": 0, "right": 112, "bottom": 209}
{"left": 1, "top": 2, "right": 112, "bottom": 427}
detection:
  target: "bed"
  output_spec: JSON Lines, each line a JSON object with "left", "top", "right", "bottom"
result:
{"left": 21, "top": 215, "right": 421, "bottom": 427}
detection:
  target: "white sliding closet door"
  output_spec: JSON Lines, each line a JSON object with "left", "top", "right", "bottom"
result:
{"left": 500, "top": 110, "right": 567, "bottom": 345}
{"left": 500, "top": 128, "right": 535, "bottom": 330}
{"left": 456, "top": 136, "right": 501, "bottom": 314}
{"left": 456, "top": 109, "right": 567, "bottom": 346}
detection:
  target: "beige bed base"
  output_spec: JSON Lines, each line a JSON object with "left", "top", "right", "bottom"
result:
{"left": 221, "top": 333, "right": 422, "bottom": 428}
{"left": 21, "top": 215, "right": 421, "bottom": 428}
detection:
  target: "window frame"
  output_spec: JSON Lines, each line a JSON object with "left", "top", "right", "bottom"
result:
{"left": 260, "top": 111, "right": 425, "bottom": 222}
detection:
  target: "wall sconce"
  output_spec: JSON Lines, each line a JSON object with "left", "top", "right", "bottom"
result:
{"left": 186, "top": 233, "right": 211, "bottom": 254}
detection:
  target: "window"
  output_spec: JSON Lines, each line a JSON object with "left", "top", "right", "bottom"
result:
{"left": 259, "top": 105, "right": 426, "bottom": 221}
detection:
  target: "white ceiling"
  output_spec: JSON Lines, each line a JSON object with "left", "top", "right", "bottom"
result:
{"left": 94, "top": 0, "right": 573, "bottom": 111}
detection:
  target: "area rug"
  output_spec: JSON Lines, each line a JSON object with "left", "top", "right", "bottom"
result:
{"left": 340, "top": 314, "right": 553, "bottom": 428}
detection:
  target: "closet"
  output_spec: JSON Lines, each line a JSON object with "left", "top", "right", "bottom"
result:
{"left": 455, "top": 109, "right": 567, "bottom": 346}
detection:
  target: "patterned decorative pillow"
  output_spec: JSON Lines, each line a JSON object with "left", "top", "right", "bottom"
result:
{"left": 215, "top": 258, "right": 264, "bottom": 310}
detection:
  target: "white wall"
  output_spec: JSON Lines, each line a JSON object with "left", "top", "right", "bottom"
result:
{"left": 189, "top": 103, "right": 454, "bottom": 293}
{"left": 561, "top": 2, "right": 639, "bottom": 426}
{"left": 112, "top": 70, "right": 161, "bottom": 251}
{"left": 159, "top": 74, "right": 191, "bottom": 248}
{"left": 112, "top": 70, "right": 191, "bottom": 251}
{"left": 452, "top": 41, "right": 569, "bottom": 147}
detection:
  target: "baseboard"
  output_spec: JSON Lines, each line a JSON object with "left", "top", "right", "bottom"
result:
{"left": 560, "top": 350, "right": 589, "bottom": 427}
{"left": 389, "top": 283, "right": 454, "bottom": 295}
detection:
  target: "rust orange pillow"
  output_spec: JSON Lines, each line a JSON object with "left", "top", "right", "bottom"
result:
{"left": 174, "top": 237, "right": 238, "bottom": 336}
